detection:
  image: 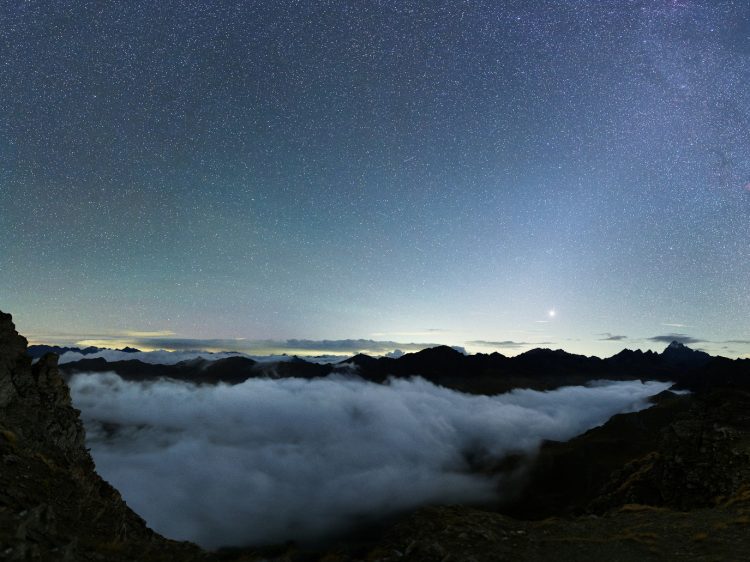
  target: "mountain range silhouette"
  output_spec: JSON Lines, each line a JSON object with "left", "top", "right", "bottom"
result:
{"left": 55, "top": 340, "right": 745, "bottom": 394}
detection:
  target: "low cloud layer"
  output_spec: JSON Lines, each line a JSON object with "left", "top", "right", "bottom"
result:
{"left": 69, "top": 374, "right": 672, "bottom": 549}
{"left": 466, "top": 340, "right": 554, "bottom": 349}
{"left": 597, "top": 333, "right": 628, "bottom": 341}
{"left": 648, "top": 333, "right": 704, "bottom": 344}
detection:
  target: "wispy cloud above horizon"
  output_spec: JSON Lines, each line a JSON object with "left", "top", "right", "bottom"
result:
{"left": 371, "top": 329, "right": 448, "bottom": 337}
{"left": 598, "top": 333, "right": 628, "bottom": 341}
{"left": 122, "top": 330, "right": 177, "bottom": 338}
{"left": 647, "top": 333, "right": 705, "bottom": 345}
{"left": 465, "top": 340, "right": 554, "bottom": 350}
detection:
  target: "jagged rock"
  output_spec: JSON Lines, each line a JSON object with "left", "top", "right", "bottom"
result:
{"left": 591, "top": 389, "right": 750, "bottom": 511}
{"left": 0, "top": 311, "right": 214, "bottom": 561}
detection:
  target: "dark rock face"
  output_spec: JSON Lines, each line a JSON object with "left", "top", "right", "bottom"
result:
{"left": 501, "top": 387, "right": 750, "bottom": 521}
{"left": 592, "top": 389, "right": 750, "bottom": 511}
{"left": 0, "top": 313, "right": 85, "bottom": 458}
{"left": 26, "top": 345, "right": 106, "bottom": 359}
{"left": 0, "top": 311, "right": 210, "bottom": 561}
{"left": 501, "top": 391, "right": 696, "bottom": 519}
{"left": 660, "top": 340, "right": 712, "bottom": 370}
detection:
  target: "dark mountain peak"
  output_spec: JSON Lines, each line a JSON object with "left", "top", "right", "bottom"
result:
{"left": 342, "top": 353, "right": 378, "bottom": 365}
{"left": 611, "top": 348, "right": 641, "bottom": 357}
{"left": 610, "top": 348, "right": 658, "bottom": 359}
{"left": 210, "top": 355, "right": 256, "bottom": 367}
{"left": 522, "top": 347, "right": 552, "bottom": 356}
{"left": 661, "top": 340, "right": 712, "bottom": 370}
{"left": 662, "top": 340, "right": 705, "bottom": 357}
{"left": 68, "top": 357, "right": 110, "bottom": 368}
{"left": 120, "top": 346, "right": 141, "bottom": 353}
{"left": 289, "top": 355, "right": 311, "bottom": 364}
{"left": 412, "top": 345, "right": 465, "bottom": 359}
{"left": 174, "top": 357, "right": 210, "bottom": 368}
{"left": 519, "top": 347, "right": 574, "bottom": 358}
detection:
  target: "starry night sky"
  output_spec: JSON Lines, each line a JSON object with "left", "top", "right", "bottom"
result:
{"left": 1, "top": 1, "right": 749, "bottom": 358}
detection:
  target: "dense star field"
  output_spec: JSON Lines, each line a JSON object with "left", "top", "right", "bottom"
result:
{"left": 1, "top": 1, "right": 748, "bottom": 357}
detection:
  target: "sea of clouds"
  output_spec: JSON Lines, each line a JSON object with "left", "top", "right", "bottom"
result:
{"left": 69, "top": 373, "right": 672, "bottom": 549}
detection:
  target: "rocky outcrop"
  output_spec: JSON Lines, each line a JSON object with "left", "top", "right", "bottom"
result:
{"left": 500, "top": 390, "right": 695, "bottom": 518}
{"left": 0, "top": 311, "right": 211, "bottom": 561}
{"left": 0, "top": 311, "right": 87, "bottom": 463}
{"left": 591, "top": 389, "right": 750, "bottom": 511}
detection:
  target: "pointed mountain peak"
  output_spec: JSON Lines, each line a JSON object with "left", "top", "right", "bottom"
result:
{"left": 416, "top": 345, "right": 464, "bottom": 356}
{"left": 343, "top": 353, "right": 377, "bottom": 365}
{"left": 661, "top": 339, "right": 712, "bottom": 368}
{"left": 400, "top": 345, "right": 465, "bottom": 361}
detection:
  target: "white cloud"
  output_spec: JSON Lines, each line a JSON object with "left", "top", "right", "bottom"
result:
{"left": 69, "top": 374, "right": 672, "bottom": 549}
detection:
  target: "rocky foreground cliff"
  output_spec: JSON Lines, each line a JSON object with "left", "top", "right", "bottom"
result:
{"left": 0, "top": 312, "right": 215, "bottom": 561}
{"left": 3, "top": 309, "right": 750, "bottom": 561}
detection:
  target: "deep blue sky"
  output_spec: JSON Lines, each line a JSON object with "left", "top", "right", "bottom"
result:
{"left": 1, "top": 1, "right": 748, "bottom": 357}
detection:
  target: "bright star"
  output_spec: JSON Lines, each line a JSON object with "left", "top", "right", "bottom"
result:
{"left": 548, "top": 309, "right": 556, "bottom": 318}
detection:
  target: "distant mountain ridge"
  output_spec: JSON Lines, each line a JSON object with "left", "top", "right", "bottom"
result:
{"left": 58, "top": 341, "right": 750, "bottom": 394}
{"left": 27, "top": 344, "right": 141, "bottom": 358}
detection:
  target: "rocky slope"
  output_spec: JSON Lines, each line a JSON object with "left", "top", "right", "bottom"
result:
{"left": 0, "top": 311, "right": 218, "bottom": 561}
{"left": 354, "top": 390, "right": 750, "bottom": 562}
